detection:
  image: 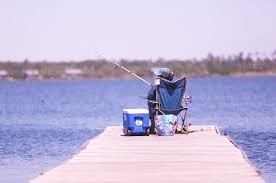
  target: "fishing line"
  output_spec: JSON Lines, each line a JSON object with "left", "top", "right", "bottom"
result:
{"left": 95, "top": 52, "right": 152, "bottom": 86}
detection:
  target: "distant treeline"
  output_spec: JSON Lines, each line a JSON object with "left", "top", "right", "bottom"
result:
{"left": 1, "top": 53, "right": 276, "bottom": 80}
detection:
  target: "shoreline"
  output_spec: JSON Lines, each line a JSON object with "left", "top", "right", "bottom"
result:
{"left": 1, "top": 73, "right": 276, "bottom": 82}
{"left": 1, "top": 57, "right": 276, "bottom": 80}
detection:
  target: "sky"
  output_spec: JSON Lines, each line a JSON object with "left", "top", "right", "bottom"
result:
{"left": 1, "top": 0, "right": 276, "bottom": 61}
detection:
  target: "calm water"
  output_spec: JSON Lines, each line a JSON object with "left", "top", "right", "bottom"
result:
{"left": 0, "top": 77, "right": 275, "bottom": 183}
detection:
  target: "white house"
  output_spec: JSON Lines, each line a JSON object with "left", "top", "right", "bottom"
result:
{"left": 23, "top": 69, "right": 41, "bottom": 80}
{"left": 63, "top": 68, "right": 83, "bottom": 79}
{"left": 0, "top": 70, "right": 8, "bottom": 79}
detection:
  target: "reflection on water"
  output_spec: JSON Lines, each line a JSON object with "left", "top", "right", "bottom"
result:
{"left": 0, "top": 124, "right": 102, "bottom": 182}
{"left": 225, "top": 129, "right": 276, "bottom": 183}
{"left": 0, "top": 77, "right": 275, "bottom": 182}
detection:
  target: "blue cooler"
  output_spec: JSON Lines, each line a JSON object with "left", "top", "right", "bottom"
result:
{"left": 123, "top": 109, "right": 150, "bottom": 136}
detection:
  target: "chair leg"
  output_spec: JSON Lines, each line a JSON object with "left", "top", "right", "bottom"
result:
{"left": 182, "top": 125, "right": 189, "bottom": 134}
{"left": 179, "top": 110, "right": 189, "bottom": 134}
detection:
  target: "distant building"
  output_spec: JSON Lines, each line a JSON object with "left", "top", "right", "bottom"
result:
{"left": 23, "top": 69, "right": 42, "bottom": 80}
{"left": 63, "top": 68, "right": 83, "bottom": 79}
{"left": 0, "top": 70, "right": 9, "bottom": 80}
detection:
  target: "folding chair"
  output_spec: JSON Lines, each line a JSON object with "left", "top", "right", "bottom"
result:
{"left": 154, "top": 77, "right": 191, "bottom": 134}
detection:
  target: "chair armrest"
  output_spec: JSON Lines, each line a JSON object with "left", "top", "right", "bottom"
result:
{"left": 185, "top": 96, "right": 192, "bottom": 103}
{"left": 148, "top": 100, "right": 158, "bottom": 104}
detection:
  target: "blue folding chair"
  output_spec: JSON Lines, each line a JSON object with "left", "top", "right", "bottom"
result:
{"left": 155, "top": 77, "right": 191, "bottom": 134}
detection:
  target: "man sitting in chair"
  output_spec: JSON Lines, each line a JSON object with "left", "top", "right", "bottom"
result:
{"left": 147, "top": 68, "right": 174, "bottom": 134}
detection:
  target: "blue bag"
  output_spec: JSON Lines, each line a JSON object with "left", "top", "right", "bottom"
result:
{"left": 154, "top": 114, "right": 177, "bottom": 136}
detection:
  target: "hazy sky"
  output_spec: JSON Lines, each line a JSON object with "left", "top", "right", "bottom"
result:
{"left": 1, "top": 0, "right": 276, "bottom": 61}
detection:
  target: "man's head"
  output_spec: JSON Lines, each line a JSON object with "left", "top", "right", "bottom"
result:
{"left": 158, "top": 68, "right": 174, "bottom": 81}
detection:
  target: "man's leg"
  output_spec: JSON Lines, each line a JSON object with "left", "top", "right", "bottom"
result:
{"left": 149, "top": 115, "right": 155, "bottom": 134}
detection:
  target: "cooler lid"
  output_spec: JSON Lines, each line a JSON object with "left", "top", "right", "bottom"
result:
{"left": 123, "top": 109, "right": 149, "bottom": 114}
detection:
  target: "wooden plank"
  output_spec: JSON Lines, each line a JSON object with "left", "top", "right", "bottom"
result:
{"left": 30, "top": 125, "right": 264, "bottom": 183}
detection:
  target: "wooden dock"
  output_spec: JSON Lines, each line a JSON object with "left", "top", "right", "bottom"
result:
{"left": 30, "top": 125, "right": 264, "bottom": 183}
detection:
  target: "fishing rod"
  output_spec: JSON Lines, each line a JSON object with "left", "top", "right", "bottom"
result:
{"left": 96, "top": 53, "right": 152, "bottom": 86}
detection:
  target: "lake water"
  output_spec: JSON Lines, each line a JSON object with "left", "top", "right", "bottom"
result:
{"left": 0, "top": 77, "right": 275, "bottom": 183}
